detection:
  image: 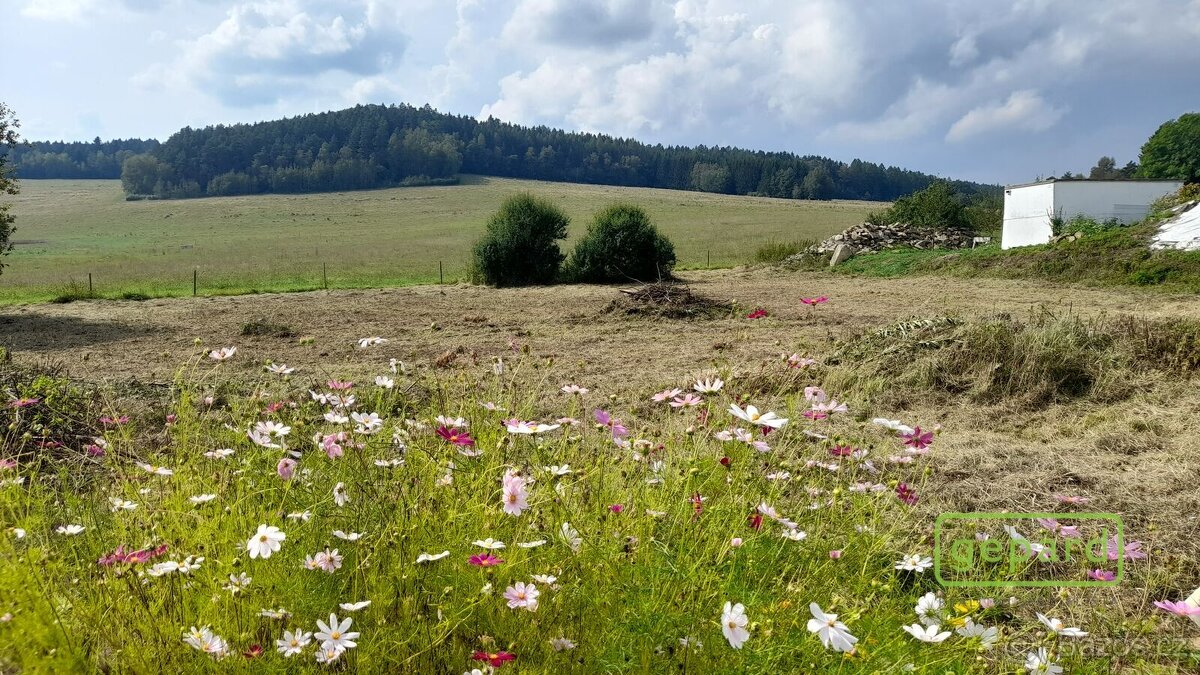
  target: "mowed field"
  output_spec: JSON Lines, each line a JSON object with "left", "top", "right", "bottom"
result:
{"left": 2, "top": 178, "right": 880, "bottom": 304}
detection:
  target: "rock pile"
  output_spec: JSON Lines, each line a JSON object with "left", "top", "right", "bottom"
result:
{"left": 810, "top": 222, "right": 976, "bottom": 255}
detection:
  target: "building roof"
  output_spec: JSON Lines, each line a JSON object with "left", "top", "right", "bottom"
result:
{"left": 1005, "top": 178, "right": 1184, "bottom": 190}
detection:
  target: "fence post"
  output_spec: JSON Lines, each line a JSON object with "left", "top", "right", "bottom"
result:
{"left": 439, "top": 261, "right": 444, "bottom": 284}
{"left": 323, "top": 263, "right": 328, "bottom": 290}
{"left": 193, "top": 269, "right": 197, "bottom": 297}
{"left": 707, "top": 250, "right": 711, "bottom": 267}
{"left": 88, "top": 273, "right": 92, "bottom": 294}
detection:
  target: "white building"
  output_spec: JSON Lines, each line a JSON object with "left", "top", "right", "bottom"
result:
{"left": 1001, "top": 179, "right": 1183, "bottom": 249}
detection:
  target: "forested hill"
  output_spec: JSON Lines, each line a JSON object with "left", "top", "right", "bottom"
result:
{"left": 8, "top": 138, "right": 158, "bottom": 179}
{"left": 13, "top": 104, "right": 997, "bottom": 201}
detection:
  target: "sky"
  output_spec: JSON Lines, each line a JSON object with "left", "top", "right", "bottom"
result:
{"left": 6, "top": 0, "right": 1200, "bottom": 185}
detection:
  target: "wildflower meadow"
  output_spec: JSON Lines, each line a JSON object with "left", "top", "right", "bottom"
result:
{"left": 0, "top": 331, "right": 1193, "bottom": 673}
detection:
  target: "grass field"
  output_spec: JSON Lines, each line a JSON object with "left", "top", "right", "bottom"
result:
{"left": 3, "top": 270, "right": 1200, "bottom": 671}
{"left": 1, "top": 178, "right": 880, "bottom": 304}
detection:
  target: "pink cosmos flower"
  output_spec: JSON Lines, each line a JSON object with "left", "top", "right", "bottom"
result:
{"left": 747, "top": 513, "right": 763, "bottom": 530}
{"left": 901, "top": 426, "right": 934, "bottom": 450}
{"left": 746, "top": 308, "right": 768, "bottom": 319}
{"left": 829, "top": 550, "right": 843, "bottom": 559}
{"left": 99, "top": 415, "right": 129, "bottom": 426}
{"left": 803, "top": 410, "right": 828, "bottom": 421}
{"left": 473, "top": 651, "right": 515, "bottom": 667}
{"left": 652, "top": 388, "right": 683, "bottom": 402}
{"left": 501, "top": 472, "right": 529, "bottom": 516}
{"left": 1088, "top": 569, "right": 1116, "bottom": 581}
{"left": 98, "top": 544, "right": 168, "bottom": 566}
{"left": 1107, "top": 537, "right": 1147, "bottom": 561}
{"left": 85, "top": 444, "right": 106, "bottom": 457}
{"left": 786, "top": 354, "right": 817, "bottom": 369}
{"left": 7, "top": 398, "right": 40, "bottom": 409}
{"left": 504, "top": 582, "right": 540, "bottom": 611}
{"left": 276, "top": 458, "right": 297, "bottom": 480}
{"left": 609, "top": 504, "right": 624, "bottom": 514}
{"left": 828, "top": 445, "right": 854, "bottom": 457}
{"left": 1154, "top": 600, "right": 1200, "bottom": 616}
{"left": 670, "top": 393, "right": 703, "bottom": 408}
{"left": 1054, "top": 494, "right": 1090, "bottom": 505}
{"left": 321, "top": 433, "right": 345, "bottom": 459}
{"left": 436, "top": 426, "right": 475, "bottom": 447}
{"left": 800, "top": 296, "right": 829, "bottom": 306}
{"left": 469, "top": 554, "right": 504, "bottom": 567}
{"left": 594, "top": 409, "right": 629, "bottom": 440}
{"left": 326, "top": 380, "right": 354, "bottom": 391}
{"left": 896, "top": 483, "right": 919, "bottom": 506}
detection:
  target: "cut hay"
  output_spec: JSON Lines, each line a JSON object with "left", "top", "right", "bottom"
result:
{"left": 604, "top": 281, "right": 733, "bottom": 320}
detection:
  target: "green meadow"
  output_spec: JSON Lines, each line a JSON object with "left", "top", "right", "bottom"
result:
{"left": 2, "top": 178, "right": 880, "bottom": 304}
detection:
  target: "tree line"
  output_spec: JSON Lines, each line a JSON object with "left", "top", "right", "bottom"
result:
{"left": 7, "top": 103, "right": 996, "bottom": 201}
{"left": 6, "top": 137, "right": 159, "bottom": 179}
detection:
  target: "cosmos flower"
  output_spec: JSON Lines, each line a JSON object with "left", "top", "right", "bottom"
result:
{"left": 670, "top": 393, "right": 703, "bottom": 408}
{"left": 895, "top": 554, "right": 934, "bottom": 573}
{"left": 901, "top": 426, "right": 934, "bottom": 450}
{"left": 375, "top": 376, "right": 394, "bottom": 389}
{"left": 473, "top": 538, "right": 506, "bottom": 550}
{"left": 469, "top": 554, "right": 504, "bottom": 567}
{"left": 315, "top": 613, "right": 359, "bottom": 651}
{"left": 1154, "top": 600, "right": 1200, "bottom": 617}
{"left": 593, "top": 409, "right": 628, "bottom": 440}
{"left": 956, "top": 619, "right": 1000, "bottom": 648}
{"left": 56, "top": 524, "right": 85, "bottom": 535}
{"left": 436, "top": 426, "right": 475, "bottom": 447}
{"left": 246, "top": 525, "right": 285, "bottom": 559}
{"left": 209, "top": 347, "right": 237, "bottom": 361}
{"left": 902, "top": 623, "right": 951, "bottom": 643}
{"left": 1036, "top": 613, "right": 1087, "bottom": 637}
{"left": 415, "top": 550, "right": 450, "bottom": 563}
{"left": 807, "top": 603, "right": 858, "bottom": 653}
{"left": 333, "top": 482, "right": 349, "bottom": 506}
{"left": 915, "top": 593, "right": 944, "bottom": 627}
{"left": 137, "top": 463, "right": 174, "bottom": 476}
{"left": 727, "top": 404, "right": 788, "bottom": 429}
{"left": 652, "top": 388, "right": 683, "bottom": 402}
{"left": 746, "top": 308, "right": 768, "bottom": 319}
{"left": 276, "top": 630, "right": 311, "bottom": 657}
{"left": 800, "top": 296, "right": 829, "bottom": 306}
{"left": 357, "top": 337, "right": 387, "bottom": 348}
{"left": 339, "top": 601, "right": 371, "bottom": 612}
{"left": 1024, "top": 647, "right": 1063, "bottom": 674}
{"left": 504, "top": 582, "right": 540, "bottom": 611}
{"left": 693, "top": 377, "right": 724, "bottom": 393}
{"left": 472, "top": 651, "right": 515, "bottom": 667}
{"left": 266, "top": 363, "right": 294, "bottom": 375}
{"left": 561, "top": 384, "right": 588, "bottom": 395}
{"left": 304, "top": 548, "right": 343, "bottom": 573}
{"left": 721, "top": 602, "right": 749, "bottom": 648}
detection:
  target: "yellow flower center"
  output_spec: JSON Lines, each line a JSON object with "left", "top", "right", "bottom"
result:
{"left": 331, "top": 631, "right": 340, "bottom": 639}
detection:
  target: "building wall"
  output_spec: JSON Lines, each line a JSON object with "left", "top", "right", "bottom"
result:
{"left": 1051, "top": 181, "right": 1182, "bottom": 225}
{"left": 1002, "top": 181, "right": 1183, "bottom": 249}
{"left": 1001, "top": 182, "right": 1055, "bottom": 249}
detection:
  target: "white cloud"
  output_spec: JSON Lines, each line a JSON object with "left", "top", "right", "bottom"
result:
{"left": 946, "top": 89, "right": 1066, "bottom": 142}
{"left": 20, "top": 0, "right": 95, "bottom": 21}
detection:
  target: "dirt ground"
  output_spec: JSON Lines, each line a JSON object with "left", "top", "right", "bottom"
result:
{"left": 4, "top": 269, "right": 1200, "bottom": 575}
{"left": 4, "top": 268, "right": 1198, "bottom": 388}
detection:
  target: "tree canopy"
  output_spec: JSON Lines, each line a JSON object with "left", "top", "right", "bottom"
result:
{"left": 0, "top": 103, "right": 20, "bottom": 274}
{"left": 1138, "top": 113, "right": 1200, "bottom": 183}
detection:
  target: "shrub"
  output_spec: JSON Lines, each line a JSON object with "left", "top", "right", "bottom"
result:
{"left": 565, "top": 204, "right": 676, "bottom": 283}
{"left": 753, "top": 239, "right": 815, "bottom": 264}
{"left": 871, "top": 182, "right": 972, "bottom": 232}
{"left": 472, "top": 193, "right": 569, "bottom": 287}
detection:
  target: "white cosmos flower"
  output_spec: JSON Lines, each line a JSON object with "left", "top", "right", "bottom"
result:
{"left": 435, "top": 415, "right": 468, "bottom": 428}
{"left": 357, "top": 336, "right": 388, "bottom": 348}
{"left": 472, "top": 538, "right": 505, "bottom": 550}
{"left": 109, "top": 498, "right": 138, "bottom": 511}
{"left": 872, "top": 417, "right": 915, "bottom": 434}
{"left": 11, "top": 528, "right": 26, "bottom": 539}
{"left": 781, "top": 529, "right": 808, "bottom": 541}
{"left": 351, "top": 412, "right": 383, "bottom": 434}
{"left": 505, "top": 420, "right": 560, "bottom": 434}
{"left": 957, "top": 619, "right": 1000, "bottom": 648}
{"left": 189, "top": 494, "right": 217, "bottom": 505}
{"left": 517, "top": 540, "right": 547, "bottom": 548}
{"left": 721, "top": 602, "right": 750, "bottom": 649}
{"left": 56, "top": 524, "right": 85, "bottom": 535}
{"left": 694, "top": 377, "right": 724, "bottom": 393}
{"left": 1036, "top": 613, "right": 1087, "bottom": 637}
{"left": 807, "top": 603, "right": 858, "bottom": 653}
{"left": 324, "top": 411, "right": 349, "bottom": 424}
{"left": 256, "top": 420, "right": 291, "bottom": 438}
{"left": 544, "top": 465, "right": 572, "bottom": 476}
{"left": 375, "top": 376, "right": 394, "bottom": 389}
{"left": 276, "top": 629, "right": 311, "bottom": 657}
{"left": 560, "top": 384, "right": 588, "bottom": 395}
{"left": 895, "top": 554, "right": 934, "bottom": 573}
{"left": 915, "top": 592, "right": 944, "bottom": 626}
{"left": 727, "top": 403, "right": 788, "bottom": 429}
{"left": 267, "top": 363, "right": 294, "bottom": 375}
{"left": 246, "top": 524, "right": 286, "bottom": 559}
{"left": 137, "top": 462, "right": 174, "bottom": 476}
{"left": 902, "top": 623, "right": 951, "bottom": 643}
{"left": 286, "top": 510, "right": 312, "bottom": 522}
{"left": 208, "top": 347, "right": 236, "bottom": 361}
{"left": 315, "top": 613, "right": 359, "bottom": 652}
{"left": 1025, "top": 647, "right": 1063, "bottom": 674}
{"left": 204, "top": 448, "right": 235, "bottom": 459}
{"left": 550, "top": 637, "right": 577, "bottom": 651}
{"left": 560, "top": 522, "right": 582, "bottom": 552}
{"left": 339, "top": 601, "right": 371, "bottom": 612}
{"left": 333, "top": 482, "right": 349, "bottom": 506}
{"left": 333, "top": 530, "right": 363, "bottom": 541}
{"left": 415, "top": 550, "right": 450, "bottom": 563}
{"left": 248, "top": 429, "right": 281, "bottom": 449}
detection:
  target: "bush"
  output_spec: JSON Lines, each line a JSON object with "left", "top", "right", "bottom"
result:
{"left": 565, "top": 204, "right": 676, "bottom": 283}
{"left": 870, "top": 182, "right": 972, "bottom": 232}
{"left": 472, "top": 193, "right": 569, "bottom": 287}
{"left": 753, "top": 239, "right": 816, "bottom": 264}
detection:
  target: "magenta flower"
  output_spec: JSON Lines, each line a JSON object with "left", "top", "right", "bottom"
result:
{"left": 99, "top": 415, "right": 130, "bottom": 426}
{"left": 896, "top": 483, "right": 919, "bottom": 506}
{"left": 98, "top": 544, "right": 168, "bottom": 566}
{"left": 800, "top": 296, "right": 829, "bottom": 306}
{"left": 802, "top": 410, "right": 829, "bottom": 421}
{"left": 436, "top": 426, "right": 475, "bottom": 447}
{"left": 85, "top": 444, "right": 106, "bottom": 457}
{"left": 593, "top": 409, "right": 628, "bottom": 440}
{"left": 1087, "top": 569, "right": 1116, "bottom": 581}
{"left": 277, "top": 457, "right": 297, "bottom": 480}
{"left": 829, "top": 550, "right": 843, "bottom": 559}
{"left": 901, "top": 426, "right": 934, "bottom": 450}
{"left": 746, "top": 308, "right": 768, "bottom": 319}
{"left": 609, "top": 504, "right": 624, "bottom": 514}
{"left": 469, "top": 554, "right": 504, "bottom": 567}
{"left": 828, "top": 445, "right": 854, "bottom": 457}
{"left": 1154, "top": 600, "right": 1200, "bottom": 616}
{"left": 8, "top": 398, "right": 40, "bottom": 409}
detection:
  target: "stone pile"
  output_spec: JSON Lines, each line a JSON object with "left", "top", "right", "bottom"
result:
{"left": 810, "top": 221, "right": 977, "bottom": 255}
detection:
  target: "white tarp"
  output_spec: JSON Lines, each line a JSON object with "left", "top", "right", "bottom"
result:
{"left": 1152, "top": 201, "right": 1200, "bottom": 251}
